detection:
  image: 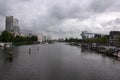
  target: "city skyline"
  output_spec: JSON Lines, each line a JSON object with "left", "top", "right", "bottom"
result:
{"left": 0, "top": 0, "right": 120, "bottom": 39}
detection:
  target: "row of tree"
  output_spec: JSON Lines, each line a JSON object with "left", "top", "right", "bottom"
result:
{"left": 65, "top": 38, "right": 82, "bottom": 42}
{"left": 82, "top": 36, "right": 109, "bottom": 45}
{"left": 65, "top": 35, "right": 109, "bottom": 45}
{"left": 0, "top": 30, "right": 108, "bottom": 45}
{"left": 0, "top": 31, "right": 38, "bottom": 44}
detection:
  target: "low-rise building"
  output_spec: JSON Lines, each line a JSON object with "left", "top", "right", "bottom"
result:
{"left": 37, "top": 35, "right": 43, "bottom": 43}
{"left": 37, "top": 35, "right": 46, "bottom": 43}
{"left": 20, "top": 33, "right": 26, "bottom": 37}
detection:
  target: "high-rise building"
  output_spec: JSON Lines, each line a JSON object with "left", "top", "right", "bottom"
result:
{"left": 6, "top": 16, "right": 20, "bottom": 35}
{"left": 6, "top": 16, "right": 14, "bottom": 32}
{"left": 13, "top": 19, "right": 20, "bottom": 33}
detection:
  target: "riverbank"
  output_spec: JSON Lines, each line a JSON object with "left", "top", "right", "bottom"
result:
{"left": 13, "top": 42, "right": 35, "bottom": 46}
{"left": 0, "top": 41, "right": 40, "bottom": 47}
{"left": 67, "top": 42, "right": 120, "bottom": 58}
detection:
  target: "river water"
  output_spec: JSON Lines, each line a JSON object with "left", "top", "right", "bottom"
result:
{"left": 0, "top": 43, "right": 120, "bottom": 80}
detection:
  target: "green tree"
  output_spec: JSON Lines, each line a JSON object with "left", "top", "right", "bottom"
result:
{"left": 65, "top": 38, "right": 68, "bottom": 42}
{"left": 1, "top": 31, "right": 14, "bottom": 42}
{"left": 65, "top": 38, "right": 81, "bottom": 42}
{"left": 31, "top": 36, "right": 38, "bottom": 42}
{"left": 83, "top": 36, "right": 109, "bottom": 45}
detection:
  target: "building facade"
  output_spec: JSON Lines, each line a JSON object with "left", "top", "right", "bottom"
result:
{"left": 13, "top": 19, "right": 20, "bottom": 33}
{"left": 37, "top": 34, "right": 47, "bottom": 43}
{"left": 6, "top": 16, "right": 14, "bottom": 32}
{"left": 37, "top": 35, "right": 43, "bottom": 43}
{"left": 81, "top": 31, "right": 106, "bottom": 39}
{"left": 6, "top": 16, "right": 20, "bottom": 35}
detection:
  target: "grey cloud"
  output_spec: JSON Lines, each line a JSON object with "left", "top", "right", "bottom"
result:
{"left": 106, "top": 2, "right": 120, "bottom": 12}
{"left": 48, "top": 2, "right": 93, "bottom": 21}
{"left": 20, "top": 0, "right": 31, "bottom": 2}
{"left": 48, "top": 4, "right": 81, "bottom": 20}
{"left": 32, "top": 1, "right": 91, "bottom": 33}
{"left": 0, "top": 0, "right": 11, "bottom": 31}
{"left": 103, "top": 18, "right": 120, "bottom": 26}
{"left": 99, "top": 18, "right": 120, "bottom": 34}
{"left": 90, "top": 0, "right": 116, "bottom": 13}
{"left": 0, "top": 0, "right": 9, "bottom": 16}
{"left": 1, "top": 0, "right": 120, "bottom": 38}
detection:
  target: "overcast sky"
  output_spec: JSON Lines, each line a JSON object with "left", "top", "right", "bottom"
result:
{"left": 0, "top": 0, "right": 120, "bottom": 39}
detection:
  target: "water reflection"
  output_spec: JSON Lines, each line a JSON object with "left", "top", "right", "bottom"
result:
{"left": 37, "top": 46, "right": 39, "bottom": 51}
{"left": 81, "top": 46, "right": 120, "bottom": 63}
{"left": 0, "top": 47, "right": 14, "bottom": 63}
{"left": 0, "top": 43, "right": 120, "bottom": 80}
{"left": 29, "top": 48, "right": 32, "bottom": 55}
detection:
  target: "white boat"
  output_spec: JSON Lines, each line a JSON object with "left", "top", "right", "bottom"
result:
{"left": 118, "top": 52, "right": 120, "bottom": 57}
{"left": 0, "top": 43, "right": 5, "bottom": 47}
{"left": 4, "top": 43, "right": 13, "bottom": 48}
{"left": 113, "top": 52, "right": 120, "bottom": 58}
{"left": 0, "top": 43, "right": 13, "bottom": 48}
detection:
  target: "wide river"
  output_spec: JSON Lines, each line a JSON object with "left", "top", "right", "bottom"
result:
{"left": 0, "top": 43, "right": 120, "bottom": 80}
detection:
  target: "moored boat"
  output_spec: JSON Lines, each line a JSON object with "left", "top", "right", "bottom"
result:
{"left": 113, "top": 51, "right": 120, "bottom": 58}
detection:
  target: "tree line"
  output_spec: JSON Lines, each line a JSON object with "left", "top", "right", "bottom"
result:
{"left": 65, "top": 36, "right": 109, "bottom": 45}
{"left": 82, "top": 36, "right": 109, "bottom": 45}
{"left": 0, "top": 31, "right": 38, "bottom": 45}
{"left": 65, "top": 38, "right": 82, "bottom": 42}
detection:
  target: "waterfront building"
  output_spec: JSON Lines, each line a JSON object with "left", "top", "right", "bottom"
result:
{"left": 6, "top": 16, "right": 14, "bottom": 32}
{"left": 37, "top": 35, "right": 43, "bottom": 43}
{"left": 37, "top": 35, "right": 46, "bottom": 43}
{"left": 6, "top": 16, "right": 20, "bottom": 36}
{"left": 109, "top": 31, "right": 120, "bottom": 47}
{"left": 13, "top": 19, "right": 20, "bottom": 33}
{"left": 81, "top": 31, "right": 106, "bottom": 39}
